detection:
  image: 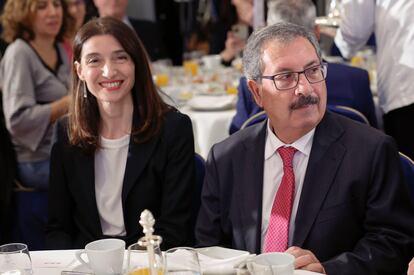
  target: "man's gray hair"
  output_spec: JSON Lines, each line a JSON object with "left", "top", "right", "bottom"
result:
{"left": 242, "top": 22, "right": 322, "bottom": 81}
{"left": 267, "top": 0, "right": 316, "bottom": 31}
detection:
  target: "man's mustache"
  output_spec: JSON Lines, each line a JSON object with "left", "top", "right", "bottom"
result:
{"left": 290, "top": 95, "right": 319, "bottom": 110}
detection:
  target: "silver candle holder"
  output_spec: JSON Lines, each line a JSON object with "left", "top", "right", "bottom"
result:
{"left": 138, "top": 210, "right": 163, "bottom": 275}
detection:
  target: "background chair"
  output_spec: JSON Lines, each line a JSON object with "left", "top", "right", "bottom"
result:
{"left": 230, "top": 64, "right": 377, "bottom": 134}
{"left": 399, "top": 152, "right": 414, "bottom": 200}
{"left": 240, "top": 110, "right": 267, "bottom": 130}
{"left": 327, "top": 104, "right": 370, "bottom": 125}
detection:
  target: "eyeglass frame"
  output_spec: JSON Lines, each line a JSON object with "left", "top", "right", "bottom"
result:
{"left": 259, "top": 62, "right": 328, "bottom": 91}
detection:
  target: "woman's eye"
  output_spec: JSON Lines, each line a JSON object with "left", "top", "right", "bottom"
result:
{"left": 115, "top": 55, "right": 128, "bottom": 62}
{"left": 86, "top": 58, "right": 100, "bottom": 65}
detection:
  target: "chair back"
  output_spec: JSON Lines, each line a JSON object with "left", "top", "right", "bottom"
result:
{"left": 399, "top": 152, "right": 414, "bottom": 200}
{"left": 240, "top": 110, "right": 267, "bottom": 130}
{"left": 328, "top": 105, "right": 370, "bottom": 125}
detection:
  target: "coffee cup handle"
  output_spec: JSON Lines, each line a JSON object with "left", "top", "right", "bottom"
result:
{"left": 75, "top": 250, "right": 90, "bottom": 268}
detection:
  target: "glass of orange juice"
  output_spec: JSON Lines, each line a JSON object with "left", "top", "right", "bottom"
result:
{"left": 183, "top": 61, "right": 199, "bottom": 77}
{"left": 127, "top": 243, "right": 164, "bottom": 275}
{"left": 155, "top": 73, "right": 170, "bottom": 87}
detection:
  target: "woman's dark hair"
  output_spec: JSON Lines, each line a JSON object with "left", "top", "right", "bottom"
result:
{"left": 69, "top": 17, "right": 171, "bottom": 153}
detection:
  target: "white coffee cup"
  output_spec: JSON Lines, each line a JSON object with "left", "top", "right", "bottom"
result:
{"left": 75, "top": 238, "right": 125, "bottom": 275}
{"left": 246, "top": 252, "right": 294, "bottom": 275}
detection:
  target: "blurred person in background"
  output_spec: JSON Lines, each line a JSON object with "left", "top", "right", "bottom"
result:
{"left": 93, "top": 0, "right": 168, "bottom": 62}
{"left": 0, "top": 0, "right": 72, "bottom": 249}
{"left": 63, "top": 0, "right": 87, "bottom": 60}
{"left": 334, "top": 0, "right": 414, "bottom": 160}
{"left": 46, "top": 17, "right": 195, "bottom": 249}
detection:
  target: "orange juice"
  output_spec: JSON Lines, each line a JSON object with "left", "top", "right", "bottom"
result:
{"left": 155, "top": 74, "right": 169, "bottom": 87}
{"left": 226, "top": 86, "right": 238, "bottom": 95}
{"left": 183, "top": 61, "right": 199, "bottom": 76}
{"left": 128, "top": 267, "right": 164, "bottom": 275}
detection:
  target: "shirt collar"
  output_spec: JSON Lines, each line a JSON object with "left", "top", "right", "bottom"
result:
{"left": 264, "top": 120, "right": 315, "bottom": 160}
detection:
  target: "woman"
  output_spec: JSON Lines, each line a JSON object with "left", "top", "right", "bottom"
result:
{"left": 0, "top": 0, "right": 71, "bottom": 249}
{"left": 63, "top": 0, "right": 86, "bottom": 60}
{"left": 0, "top": 0, "right": 71, "bottom": 189}
{"left": 46, "top": 17, "right": 195, "bottom": 250}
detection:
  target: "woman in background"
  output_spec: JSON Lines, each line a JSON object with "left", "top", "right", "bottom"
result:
{"left": 0, "top": 0, "right": 71, "bottom": 249}
{"left": 63, "top": 0, "right": 86, "bottom": 60}
{"left": 46, "top": 17, "right": 195, "bottom": 249}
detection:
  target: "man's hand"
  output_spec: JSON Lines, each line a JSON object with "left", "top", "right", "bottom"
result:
{"left": 285, "top": 246, "right": 326, "bottom": 274}
{"left": 408, "top": 257, "right": 414, "bottom": 275}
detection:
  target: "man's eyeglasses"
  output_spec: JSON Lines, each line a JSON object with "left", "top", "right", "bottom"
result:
{"left": 260, "top": 62, "right": 328, "bottom": 91}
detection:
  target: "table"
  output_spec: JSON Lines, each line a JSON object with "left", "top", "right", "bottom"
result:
{"left": 179, "top": 106, "right": 236, "bottom": 160}
{"left": 30, "top": 250, "right": 323, "bottom": 275}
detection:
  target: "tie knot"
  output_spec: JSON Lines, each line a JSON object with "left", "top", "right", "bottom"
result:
{"left": 278, "top": 147, "right": 297, "bottom": 168}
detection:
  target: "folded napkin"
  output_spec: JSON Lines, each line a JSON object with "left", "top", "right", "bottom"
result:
{"left": 197, "top": 248, "right": 252, "bottom": 275}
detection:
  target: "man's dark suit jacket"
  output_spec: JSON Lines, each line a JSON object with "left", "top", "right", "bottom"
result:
{"left": 129, "top": 18, "right": 168, "bottom": 62}
{"left": 196, "top": 111, "right": 414, "bottom": 274}
{"left": 46, "top": 110, "right": 195, "bottom": 250}
{"left": 229, "top": 63, "right": 378, "bottom": 133}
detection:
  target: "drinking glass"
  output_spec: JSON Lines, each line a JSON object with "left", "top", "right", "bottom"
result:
{"left": 164, "top": 247, "right": 201, "bottom": 275}
{"left": 126, "top": 242, "right": 164, "bottom": 275}
{"left": 0, "top": 243, "right": 32, "bottom": 275}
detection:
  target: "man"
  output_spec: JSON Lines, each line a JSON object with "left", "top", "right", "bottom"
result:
{"left": 93, "top": 0, "right": 168, "bottom": 62}
{"left": 334, "top": 0, "right": 414, "bottom": 160}
{"left": 229, "top": 0, "right": 377, "bottom": 133}
{"left": 195, "top": 22, "right": 414, "bottom": 274}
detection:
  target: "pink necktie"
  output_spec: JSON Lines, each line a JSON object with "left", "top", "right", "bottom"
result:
{"left": 263, "top": 146, "right": 297, "bottom": 252}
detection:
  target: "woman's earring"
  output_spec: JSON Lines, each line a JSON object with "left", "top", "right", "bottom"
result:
{"left": 83, "top": 81, "right": 87, "bottom": 98}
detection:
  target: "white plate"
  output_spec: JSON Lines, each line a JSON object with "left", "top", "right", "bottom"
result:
{"left": 196, "top": 246, "right": 249, "bottom": 260}
{"left": 187, "top": 95, "right": 236, "bottom": 111}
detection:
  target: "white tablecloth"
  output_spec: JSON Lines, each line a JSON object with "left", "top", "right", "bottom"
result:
{"left": 30, "top": 250, "right": 323, "bottom": 275}
{"left": 179, "top": 106, "right": 236, "bottom": 160}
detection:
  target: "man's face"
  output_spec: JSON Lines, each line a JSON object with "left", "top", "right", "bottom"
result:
{"left": 248, "top": 37, "right": 327, "bottom": 143}
{"left": 93, "top": 0, "right": 128, "bottom": 20}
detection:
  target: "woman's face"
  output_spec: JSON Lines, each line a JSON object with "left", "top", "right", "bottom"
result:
{"left": 32, "top": 0, "right": 63, "bottom": 39}
{"left": 67, "top": 0, "right": 86, "bottom": 31}
{"left": 76, "top": 34, "right": 135, "bottom": 106}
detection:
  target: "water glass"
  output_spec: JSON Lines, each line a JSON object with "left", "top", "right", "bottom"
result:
{"left": 126, "top": 242, "right": 164, "bottom": 275}
{"left": 164, "top": 247, "right": 201, "bottom": 275}
{"left": 0, "top": 243, "right": 32, "bottom": 275}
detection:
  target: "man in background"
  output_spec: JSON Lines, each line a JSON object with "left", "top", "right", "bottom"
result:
{"left": 334, "top": 0, "right": 414, "bottom": 160}
{"left": 93, "top": 0, "right": 168, "bottom": 62}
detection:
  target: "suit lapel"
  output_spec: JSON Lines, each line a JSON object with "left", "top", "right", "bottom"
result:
{"left": 121, "top": 111, "right": 160, "bottom": 203}
{"left": 238, "top": 121, "right": 267, "bottom": 253}
{"left": 293, "top": 112, "right": 346, "bottom": 246}
{"left": 74, "top": 149, "right": 102, "bottom": 234}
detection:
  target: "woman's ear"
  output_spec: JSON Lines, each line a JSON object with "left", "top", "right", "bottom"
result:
{"left": 74, "top": 61, "right": 85, "bottom": 81}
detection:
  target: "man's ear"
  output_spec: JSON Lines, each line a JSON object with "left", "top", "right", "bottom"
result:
{"left": 247, "top": 79, "right": 263, "bottom": 108}
{"left": 74, "top": 61, "right": 85, "bottom": 81}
